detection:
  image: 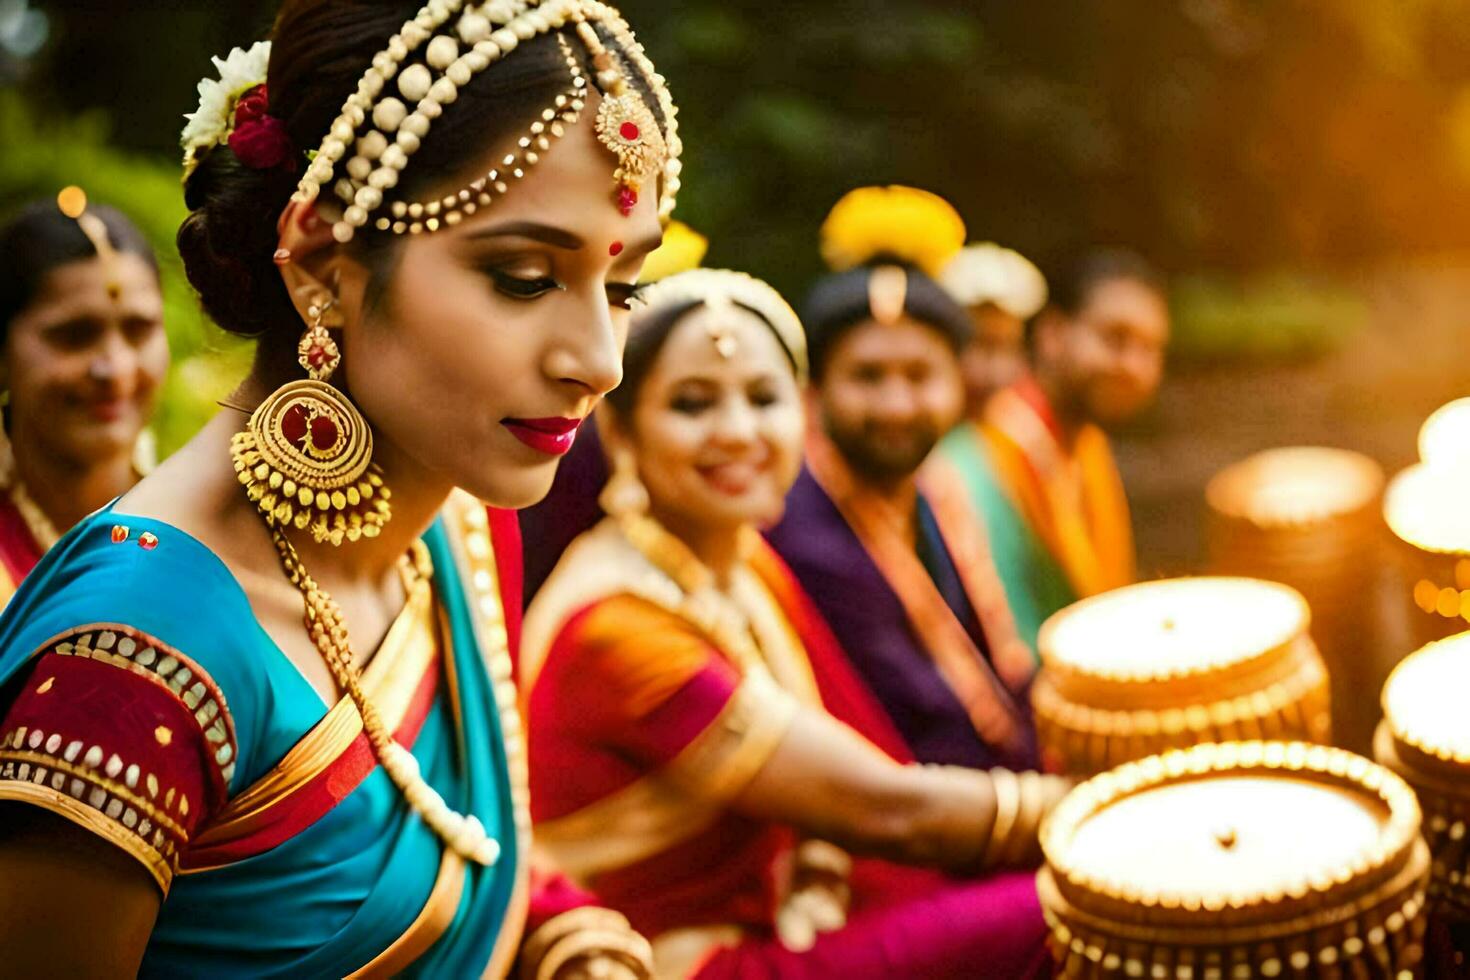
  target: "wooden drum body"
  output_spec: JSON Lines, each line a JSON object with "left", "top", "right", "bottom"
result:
{"left": 1033, "top": 578, "right": 1331, "bottom": 776}
{"left": 1376, "top": 633, "right": 1470, "bottom": 924}
{"left": 1206, "top": 447, "right": 1385, "bottom": 753}
{"left": 1039, "top": 742, "right": 1431, "bottom": 979}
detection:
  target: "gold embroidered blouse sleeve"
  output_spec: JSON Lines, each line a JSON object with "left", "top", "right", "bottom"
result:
{"left": 0, "top": 625, "right": 238, "bottom": 892}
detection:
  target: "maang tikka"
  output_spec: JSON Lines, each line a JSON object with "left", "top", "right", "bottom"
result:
{"left": 230, "top": 293, "right": 391, "bottom": 545}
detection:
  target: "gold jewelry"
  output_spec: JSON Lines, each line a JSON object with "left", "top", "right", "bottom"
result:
{"left": 292, "top": 0, "right": 682, "bottom": 243}
{"left": 268, "top": 534, "right": 502, "bottom": 866}
{"left": 598, "top": 446, "right": 650, "bottom": 519}
{"left": 574, "top": 12, "right": 666, "bottom": 216}
{"left": 5, "top": 478, "right": 60, "bottom": 552}
{"left": 983, "top": 766, "right": 1021, "bottom": 868}
{"left": 633, "top": 268, "right": 809, "bottom": 384}
{"left": 230, "top": 299, "right": 390, "bottom": 546}
{"left": 56, "top": 186, "right": 122, "bottom": 301}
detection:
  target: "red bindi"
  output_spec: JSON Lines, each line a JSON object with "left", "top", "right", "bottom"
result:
{"left": 609, "top": 241, "right": 624, "bottom": 257}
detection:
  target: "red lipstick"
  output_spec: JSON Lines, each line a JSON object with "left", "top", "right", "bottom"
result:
{"left": 502, "top": 416, "right": 584, "bottom": 456}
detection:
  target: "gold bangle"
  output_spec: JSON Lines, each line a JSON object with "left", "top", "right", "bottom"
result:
{"left": 535, "top": 928, "right": 655, "bottom": 980}
{"left": 984, "top": 768, "right": 1021, "bottom": 869}
{"left": 795, "top": 838, "right": 853, "bottom": 878}
{"left": 521, "top": 907, "right": 635, "bottom": 979}
{"left": 1009, "top": 771, "right": 1047, "bottom": 865}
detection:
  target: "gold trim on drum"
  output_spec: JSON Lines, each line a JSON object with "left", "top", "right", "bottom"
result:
{"left": 1039, "top": 742, "right": 1431, "bottom": 979}
{"left": 1377, "top": 634, "right": 1470, "bottom": 923}
{"left": 1033, "top": 578, "right": 1332, "bottom": 775}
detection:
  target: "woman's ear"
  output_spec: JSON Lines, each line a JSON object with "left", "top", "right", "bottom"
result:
{"left": 275, "top": 200, "right": 366, "bottom": 331}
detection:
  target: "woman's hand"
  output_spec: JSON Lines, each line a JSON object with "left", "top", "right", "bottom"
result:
{"left": 732, "top": 705, "right": 1071, "bottom": 874}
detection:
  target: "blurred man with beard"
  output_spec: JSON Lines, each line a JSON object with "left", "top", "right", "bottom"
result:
{"left": 767, "top": 252, "right": 1039, "bottom": 772}
{"left": 964, "top": 249, "right": 1169, "bottom": 620}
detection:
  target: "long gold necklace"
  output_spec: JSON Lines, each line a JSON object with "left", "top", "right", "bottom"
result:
{"left": 264, "top": 524, "right": 502, "bottom": 866}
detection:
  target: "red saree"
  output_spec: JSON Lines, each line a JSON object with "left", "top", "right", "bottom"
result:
{"left": 521, "top": 518, "right": 1050, "bottom": 978}
{"left": 0, "top": 490, "right": 49, "bottom": 607}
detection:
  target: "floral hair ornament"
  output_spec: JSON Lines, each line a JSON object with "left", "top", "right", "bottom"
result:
{"left": 289, "top": 0, "right": 681, "bottom": 244}
{"left": 180, "top": 41, "right": 293, "bottom": 177}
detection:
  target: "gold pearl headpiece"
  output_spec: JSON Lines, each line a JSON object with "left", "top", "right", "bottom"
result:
{"left": 634, "top": 268, "right": 810, "bottom": 384}
{"left": 290, "top": 0, "right": 682, "bottom": 243}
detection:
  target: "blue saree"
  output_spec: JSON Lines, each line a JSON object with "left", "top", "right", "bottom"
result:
{"left": 0, "top": 492, "right": 527, "bottom": 977}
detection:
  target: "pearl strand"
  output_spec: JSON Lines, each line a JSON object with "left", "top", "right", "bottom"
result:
{"left": 269, "top": 527, "right": 501, "bottom": 866}
{"left": 291, "top": 0, "right": 681, "bottom": 241}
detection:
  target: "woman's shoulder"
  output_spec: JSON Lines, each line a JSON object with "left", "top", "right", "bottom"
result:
{"left": 0, "top": 507, "right": 275, "bottom": 724}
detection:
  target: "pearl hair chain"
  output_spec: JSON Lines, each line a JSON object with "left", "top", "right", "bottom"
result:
{"left": 291, "top": 0, "right": 682, "bottom": 243}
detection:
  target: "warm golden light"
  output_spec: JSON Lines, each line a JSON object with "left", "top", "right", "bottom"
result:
{"left": 1384, "top": 462, "right": 1470, "bottom": 554}
{"left": 1044, "top": 577, "right": 1304, "bottom": 680}
{"left": 1382, "top": 632, "right": 1470, "bottom": 763}
{"left": 1066, "top": 774, "right": 1384, "bottom": 904}
{"left": 55, "top": 185, "right": 87, "bottom": 219}
{"left": 1206, "top": 446, "right": 1383, "bottom": 527}
{"left": 1419, "top": 397, "right": 1470, "bottom": 466}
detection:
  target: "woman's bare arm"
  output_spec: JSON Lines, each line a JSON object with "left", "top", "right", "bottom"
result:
{"left": 732, "top": 708, "right": 1068, "bottom": 873}
{"left": 0, "top": 804, "right": 159, "bottom": 977}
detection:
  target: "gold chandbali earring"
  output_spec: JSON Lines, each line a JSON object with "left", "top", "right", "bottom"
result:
{"left": 228, "top": 299, "right": 499, "bottom": 867}
{"left": 230, "top": 296, "right": 390, "bottom": 545}
{"left": 599, "top": 446, "right": 650, "bottom": 519}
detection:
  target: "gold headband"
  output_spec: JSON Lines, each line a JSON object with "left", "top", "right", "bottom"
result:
{"left": 633, "top": 268, "right": 809, "bottom": 384}
{"left": 291, "top": 0, "right": 682, "bottom": 243}
{"left": 56, "top": 186, "right": 122, "bottom": 300}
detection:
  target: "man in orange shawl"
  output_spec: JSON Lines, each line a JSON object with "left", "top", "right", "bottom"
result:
{"left": 949, "top": 249, "right": 1169, "bottom": 621}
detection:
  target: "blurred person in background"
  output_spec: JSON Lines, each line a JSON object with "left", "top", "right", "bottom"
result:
{"left": 0, "top": 191, "right": 167, "bottom": 603}
{"left": 938, "top": 242, "right": 1047, "bottom": 419}
{"left": 974, "top": 249, "right": 1170, "bottom": 618}
{"left": 524, "top": 267, "right": 1065, "bottom": 979}
{"left": 767, "top": 186, "right": 1039, "bottom": 774}
{"left": 929, "top": 243, "right": 1065, "bottom": 650}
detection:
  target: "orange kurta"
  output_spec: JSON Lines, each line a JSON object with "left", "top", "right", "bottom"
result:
{"left": 982, "top": 378, "right": 1135, "bottom": 598}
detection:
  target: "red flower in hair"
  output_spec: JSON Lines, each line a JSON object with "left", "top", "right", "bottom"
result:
{"left": 228, "top": 85, "right": 294, "bottom": 171}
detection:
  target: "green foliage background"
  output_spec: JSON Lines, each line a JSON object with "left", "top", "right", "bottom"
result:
{"left": 8, "top": 0, "right": 1470, "bottom": 447}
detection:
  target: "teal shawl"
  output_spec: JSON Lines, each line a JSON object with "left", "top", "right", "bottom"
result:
{"left": 935, "top": 423, "right": 1076, "bottom": 651}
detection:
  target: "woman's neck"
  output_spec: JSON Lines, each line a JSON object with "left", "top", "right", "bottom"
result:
{"left": 9, "top": 429, "right": 137, "bottom": 533}
{"left": 646, "top": 503, "right": 745, "bottom": 590}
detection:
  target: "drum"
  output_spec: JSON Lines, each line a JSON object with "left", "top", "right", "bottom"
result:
{"left": 1038, "top": 742, "right": 1431, "bottom": 979}
{"left": 1206, "top": 447, "right": 1386, "bottom": 753}
{"left": 1384, "top": 463, "right": 1470, "bottom": 650}
{"left": 1376, "top": 633, "right": 1470, "bottom": 924}
{"left": 1033, "top": 577, "right": 1331, "bottom": 776}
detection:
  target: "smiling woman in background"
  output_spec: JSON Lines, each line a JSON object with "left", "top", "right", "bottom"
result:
{"left": 0, "top": 192, "right": 167, "bottom": 601}
{"left": 523, "top": 268, "right": 1065, "bottom": 979}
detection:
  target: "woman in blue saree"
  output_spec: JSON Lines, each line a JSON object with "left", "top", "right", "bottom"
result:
{"left": 0, "top": 0, "right": 680, "bottom": 975}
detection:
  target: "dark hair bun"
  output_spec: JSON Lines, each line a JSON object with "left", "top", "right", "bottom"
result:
{"left": 177, "top": 145, "right": 300, "bottom": 339}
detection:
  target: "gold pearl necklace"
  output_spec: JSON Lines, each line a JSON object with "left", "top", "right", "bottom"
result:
{"left": 268, "top": 526, "right": 501, "bottom": 866}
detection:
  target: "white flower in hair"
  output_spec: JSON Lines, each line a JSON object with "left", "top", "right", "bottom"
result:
{"left": 180, "top": 40, "right": 273, "bottom": 172}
